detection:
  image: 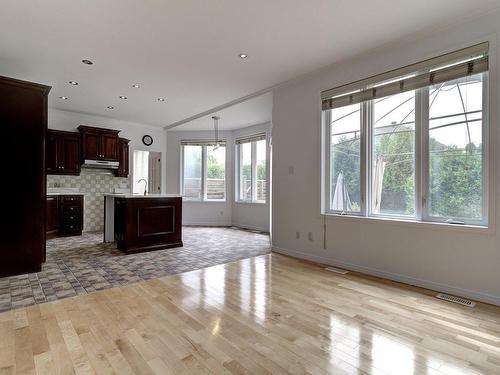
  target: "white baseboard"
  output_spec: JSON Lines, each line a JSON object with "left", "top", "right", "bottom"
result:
{"left": 272, "top": 245, "right": 500, "bottom": 307}
{"left": 183, "top": 221, "right": 232, "bottom": 227}
{"left": 232, "top": 223, "right": 269, "bottom": 232}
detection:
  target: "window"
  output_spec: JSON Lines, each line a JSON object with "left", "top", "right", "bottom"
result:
{"left": 322, "top": 43, "right": 488, "bottom": 226}
{"left": 181, "top": 142, "right": 226, "bottom": 201}
{"left": 236, "top": 134, "right": 267, "bottom": 203}
{"left": 132, "top": 150, "right": 162, "bottom": 195}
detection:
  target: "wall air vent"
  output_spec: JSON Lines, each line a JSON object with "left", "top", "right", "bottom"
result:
{"left": 436, "top": 293, "right": 476, "bottom": 307}
{"left": 325, "top": 267, "right": 349, "bottom": 275}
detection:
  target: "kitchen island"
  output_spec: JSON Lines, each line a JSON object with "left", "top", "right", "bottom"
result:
{"left": 104, "top": 194, "right": 183, "bottom": 254}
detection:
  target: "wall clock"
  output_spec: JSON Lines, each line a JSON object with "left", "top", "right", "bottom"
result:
{"left": 142, "top": 135, "right": 153, "bottom": 146}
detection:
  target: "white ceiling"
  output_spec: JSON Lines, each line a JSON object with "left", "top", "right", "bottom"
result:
{"left": 169, "top": 92, "right": 272, "bottom": 131}
{"left": 1, "top": 0, "right": 499, "bottom": 129}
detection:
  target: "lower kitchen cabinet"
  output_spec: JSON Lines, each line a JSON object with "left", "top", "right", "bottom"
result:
{"left": 46, "top": 195, "right": 84, "bottom": 238}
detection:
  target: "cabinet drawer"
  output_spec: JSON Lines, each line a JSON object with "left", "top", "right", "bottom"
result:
{"left": 63, "top": 213, "right": 81, "bottom": 222}
{"left": 61, "top": 222, "right": 82, "bottom": 233}
{"left": 61, "top": 195, "right": 83, "bottom": 204}
{"left": 62, "top": 205, "right": 81, "bottom": 215}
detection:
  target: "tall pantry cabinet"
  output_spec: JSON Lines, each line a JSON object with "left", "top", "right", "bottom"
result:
{"left": 0, "top": 76, "right": 51, "bottom": 277}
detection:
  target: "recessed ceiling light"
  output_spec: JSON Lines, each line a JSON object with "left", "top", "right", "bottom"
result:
{"left": 119, "top": 96, "right": 127, "bottom": 99}
{"left": 69, "top": 81, "right": 79, "bottom": 85}
{"left": 238, "top": 53, "right": 248, "bottom": 59}
{"left": 59, "top": 96, "right": 68, "bottom": 100}
{"left": 107, "top": 106, "right": 114, "bottom": 109}
{"left": 157, "top": 98, "right": 165, "bottom": 102}
{"left": 82, "top": 59, "right": 93, "bottom": 65}
{"left": 132, "top": 84, "right": 140, "bottom": 88}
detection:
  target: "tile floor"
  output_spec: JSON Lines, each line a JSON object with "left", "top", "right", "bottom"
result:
{"left": 0, "top": 226, "right": 270, "bottom": 312}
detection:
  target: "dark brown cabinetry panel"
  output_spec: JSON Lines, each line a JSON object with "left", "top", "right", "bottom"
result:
{"left": 78, "top": 125, "right": 120, "bottom": 162}
{"left": 116, "top": 138, "right": 130, "bottom": 177}
{"left": 60, "top": 195, "right": 83, "bottom": 236}
{"left": 45, "top": 195, "right": 83, "bottom": 238}
{"left": 46, "top": 134, "right": 59, "bottom": 173}
{"left": 0, "top": 76, "right": 51, "bottom": 277}
{"left": 46, "top": 130, "right": 81, "bottom": 175}
{"left": 114, "top": 197, "right": 183, "bottom": 254}
{"left": 46, "top": 196, "right": 59, "bottom": 239}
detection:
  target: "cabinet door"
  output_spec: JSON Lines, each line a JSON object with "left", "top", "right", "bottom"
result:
{"left": 101, "top": 133, "right": 118, "bottom": 160}
{"left": 60, "top": 136, "right": 80, "bottom": 174}
{"left": 82, "top": 132, "right": 100, "bottom": 160}
{"left": 46, "top": 133, "right": 59, "bottom": 173}
{"left": 116, "top": 139, "right": 130, "bottom": 177}
{"left": 46, "top": 196, "right": 59, "bottom": 233}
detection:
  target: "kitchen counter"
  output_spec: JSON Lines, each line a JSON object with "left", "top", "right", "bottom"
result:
{"left": 104, "top": 194, "right": 183, "bottom": 253}
{"left": 47, "top": 192, "right": 84, "bottom": 196}
{"left": 103, "top": 193, "right": 182, "bottom": 198}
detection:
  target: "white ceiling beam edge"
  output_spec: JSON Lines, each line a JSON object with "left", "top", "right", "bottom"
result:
{"left": 164, "top": 86, "right": 274, "bottom": 130}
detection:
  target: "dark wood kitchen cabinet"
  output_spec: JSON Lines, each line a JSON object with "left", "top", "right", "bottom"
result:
{"left": 45, "top": 195, "right": 83, "bottom": 238}
{"left": 78, "top": 125, "right": 120, "bottom": 161}
{"left": 116, "top": 138, "right": 130, "bottom": 177}
{"left": 0, "top": 76, "right": 51, "bottom": 277}
{"left": 46, "top": 196, "right": 59, "bottom": 239}
{"left": 46, "top": 130, "right": 81, "bottom": 175}
{"left": 114, "top": 197, "right": 183, "bottom": 254}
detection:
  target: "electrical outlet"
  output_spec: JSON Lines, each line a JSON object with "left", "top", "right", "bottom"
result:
{"left": 295, "top": 231, "right": 300, "bottom": 240}
{"left": 220, "top": 211, "right": 224, "bottom": 216}
{"left": 308, "top": 232, "right": 313, "bottom": 241}
{"left": 288, "top": 166, "right": 295, "bottom": 175}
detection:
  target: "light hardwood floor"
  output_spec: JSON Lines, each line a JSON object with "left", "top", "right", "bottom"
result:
{"left": 0, "top": 253, "right": 499, "bottom": 375}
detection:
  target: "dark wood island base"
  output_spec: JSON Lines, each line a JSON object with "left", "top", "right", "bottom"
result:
{"left": 114, "top": 196, "right": 183, "bottom": 254}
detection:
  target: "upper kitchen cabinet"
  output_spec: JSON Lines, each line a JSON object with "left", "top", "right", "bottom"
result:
{"left": 0, "top": 75, "right": 50, "bottom": 277}
{"left": 78, "top": 125, "right": 120, "bottom": 161}
{"left": 46, "top": 130, "right": 81, "bottom": 175}
{"left": 116, "top": 138, "right": 130, "bottom": 177}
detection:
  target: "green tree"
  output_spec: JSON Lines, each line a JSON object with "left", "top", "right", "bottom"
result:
{"left": 207, "top": 154, "right": 225, "bottom": 179}
{"left": 332, "top": 126, "right": 482, "bottom": 218}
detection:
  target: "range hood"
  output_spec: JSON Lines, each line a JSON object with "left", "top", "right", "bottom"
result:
{"left": 82, "top": 159, "right": 119, "bottom": 169}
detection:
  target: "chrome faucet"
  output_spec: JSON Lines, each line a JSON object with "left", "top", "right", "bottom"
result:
{"left": 138, "top": 179, "right": 148, "bottom": 195}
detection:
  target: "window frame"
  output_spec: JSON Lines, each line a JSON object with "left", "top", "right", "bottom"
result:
{"left": 322, "top": 72, "right": 489, "bottom": 227}
{"left": 181, "top": 143, "right": 227, "bottom": 202}
{"left": 236, "top": 138, "right": 267, "bottom": 204}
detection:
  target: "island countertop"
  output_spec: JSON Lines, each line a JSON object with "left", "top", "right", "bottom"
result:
{"left": 103, "top": 193, "right": 183, "bottom": 198}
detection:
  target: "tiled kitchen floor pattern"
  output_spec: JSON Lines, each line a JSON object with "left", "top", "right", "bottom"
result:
{"left": 0, "top": 226, "right": 270, "bottom": 312}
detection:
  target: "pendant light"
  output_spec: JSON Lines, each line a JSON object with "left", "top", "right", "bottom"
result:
{"left": 212, "top": 116, "right": 220, "bottom": 150}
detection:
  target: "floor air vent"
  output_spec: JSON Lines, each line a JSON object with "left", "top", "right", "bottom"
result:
{"left": 436, "top": 293, "right": 476, "bottom": 307}
{"left": 325, "top": 267, "right": 349, "bottom": 275}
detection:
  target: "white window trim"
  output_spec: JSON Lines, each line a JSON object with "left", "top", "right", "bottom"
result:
{"left": 180, "top": 144, "right": 226, "bottom": 202}
{"left": 322, "top": 72, "right": 489, "bottom": 227}
{"left": 235, "top": 138, "right": 267, "bottom": 204}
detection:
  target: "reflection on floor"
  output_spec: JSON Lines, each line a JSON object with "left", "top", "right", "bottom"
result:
{"left": 0, "top": 226, "right": 270, "bottom": 312}
{"left": 1, "top": 253, "right": 498, "bottom": 374}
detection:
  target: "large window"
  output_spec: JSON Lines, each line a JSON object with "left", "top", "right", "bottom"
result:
{"left": 182, "top": 142, "right": 226, "bottom": 201}
{"left": 322, "top": 44, "right": 488, "bottom": 226}
{"left": 236, "top": 134, "right": 267, "bottom": 203}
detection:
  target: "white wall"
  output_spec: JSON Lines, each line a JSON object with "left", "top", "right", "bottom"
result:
{"left": 232, "top": 123, "right": 271, "bottom": 232}
{"left": 166, "top": 123, "right": 271, "bottom": 231}
{"left": 272, "top": 10, "right": 500, "bottom": 305}
{"left": 49, "top": 109, "right": 168, "bottom": 193}
{"left": 165, "top": 130, "right": 234, "bottom": 226}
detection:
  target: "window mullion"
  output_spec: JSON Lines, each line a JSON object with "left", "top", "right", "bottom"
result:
{"left": 251, "top": 141, "right": 257, "bottom": 202}
{"left": 419, "top": 87, "right": 430, "bottom": 221}
{"left": 180, "top": 145, "right": 185, "bottom": 195}
{"left": 323, "top": 110, "right": 332, "bottom": 213}
{"left": 415, "top": 89, "right": 423, "bottom": 221}
{"left": 202, "top": 145, "right": 207, "bottom": 201}
{"left": 362, "top": 100, "right": 372, "bottom": 217}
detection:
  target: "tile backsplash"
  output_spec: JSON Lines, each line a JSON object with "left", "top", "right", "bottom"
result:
{"left": 47, "top": 169, "right": 130, "bottom": 232}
